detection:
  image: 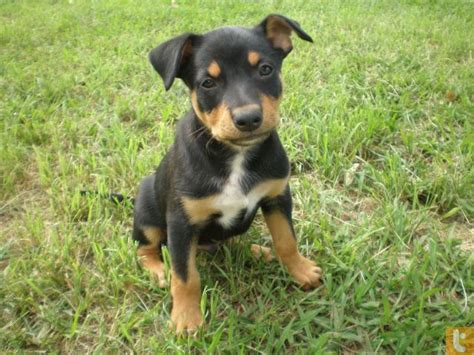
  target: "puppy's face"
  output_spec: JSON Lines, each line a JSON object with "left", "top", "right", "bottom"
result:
{"left": 149, "top": 15, "right": 313, "bottom": 147}
{"left": 189, "top": 29, "right": 284, "bottom": 146}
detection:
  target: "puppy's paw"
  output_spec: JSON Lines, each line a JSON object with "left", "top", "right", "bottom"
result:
{"left": 250, "top": 244, "right": 275, "bottom": 263}
{"left": 287, "top": 255, "right": 322, "bottom": 290}
{"left": 170, "top": 305, "right": 203, "bottom": 335}
{"left": 149, "top": 264, "right": 168, "bottom": 288}
{"left": 138, "top": 246, "right": 168, "bottom": 288}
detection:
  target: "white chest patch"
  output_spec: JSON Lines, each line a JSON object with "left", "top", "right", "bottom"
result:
{"left": 214, "top": 153, "right": 266, "bottom": 228}
{"left": 181, "top": 153, "right": 289, "bottom": 228}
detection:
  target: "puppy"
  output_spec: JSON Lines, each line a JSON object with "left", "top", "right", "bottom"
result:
{"left": 133, "top": 14, "right": 322, "bottom": 333}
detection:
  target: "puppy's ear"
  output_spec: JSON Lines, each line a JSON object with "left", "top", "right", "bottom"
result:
{"left": 149, "top": 33, "right": 198, "bottom": 90}
{"left": 257, "top": 14, "right": 313, "bottom": 56}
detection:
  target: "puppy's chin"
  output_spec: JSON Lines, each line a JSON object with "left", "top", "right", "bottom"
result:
{"left": 219, "top": 131, "right": 271, "bottom": 148}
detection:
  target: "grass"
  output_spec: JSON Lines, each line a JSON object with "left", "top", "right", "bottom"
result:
{"left": 1, "top": 0, "right": 473, "bottom": 352}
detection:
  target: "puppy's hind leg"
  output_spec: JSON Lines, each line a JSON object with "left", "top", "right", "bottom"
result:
{"left": 134, "top": 227, "right": 168, "bottom": 288}
{"left": 133, "top": 175, "right": 168, "bottom": 288}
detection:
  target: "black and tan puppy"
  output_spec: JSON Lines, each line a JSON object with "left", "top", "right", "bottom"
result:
{"left": 133, "top": 14, "right": 322, "bottom": 333}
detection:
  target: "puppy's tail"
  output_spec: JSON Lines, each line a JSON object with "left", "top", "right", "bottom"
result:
{"left": 80, "top": 190, "right": 135, "bottom": 205}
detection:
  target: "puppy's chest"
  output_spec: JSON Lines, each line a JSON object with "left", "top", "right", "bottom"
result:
{"left": 213, "top": 164, "right": 260, "bottom": 228}
{"left": 182, "top": 154, "right": 288, "bottom": 228}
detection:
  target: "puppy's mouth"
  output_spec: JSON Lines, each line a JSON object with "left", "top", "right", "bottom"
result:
{"left": 227, "top": 131, "right": 271, "bottom": 147}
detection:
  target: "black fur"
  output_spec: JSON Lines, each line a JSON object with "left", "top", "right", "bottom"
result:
{"left": 80, "top": 190, "right": 135, "bottom": 205}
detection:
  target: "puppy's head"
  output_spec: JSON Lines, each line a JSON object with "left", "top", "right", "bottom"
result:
{"left": 149, "top": 14, "right": 313, "bottom": 147}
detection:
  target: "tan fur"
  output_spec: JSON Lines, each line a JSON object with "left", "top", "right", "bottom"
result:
{"left": 143, "top": 227, "right": 164, "bottom": 245}
{"left": 210, "top": 103, "right": 235, "bottom": 137}
{"left": 191, "top": 91, "right": 236, "bottom": 141}
{"left": 263, "top": 212, "right": 322, "bottom": 290}
{"left": 181, "top": 176, "right": 288, "bottom": 225}
{"left": 250, "top": 244, "right": 274, "bottom": 262}
{"left": 170, "top": 242, "right": 203, "bottom": 333}
{"left": 191, "top": 91, "right": 280, "bottom": 144}
{"left": 253, "top": 176, "right": 288, "bottom": 198}
{"left": 208, "top": 60, "right": 221, "bottom": 77}
{"left": 137, "top": 227, "right": 167, "bottom": 288}
{"left": 266, "top": 16, "right": 293, "bottom": 52}
{"left": 247, "top": 50, "right": 260, "bottom": 66}
{"left": 181, "top": 194, "right": 220, "bottom": 225}
{"left": 261, "top": 94, "right": 281, "bottom": 130}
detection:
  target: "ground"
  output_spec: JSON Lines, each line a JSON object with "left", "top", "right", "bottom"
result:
{"left": 1, "top": 0, "right": 473, "bottom": 353}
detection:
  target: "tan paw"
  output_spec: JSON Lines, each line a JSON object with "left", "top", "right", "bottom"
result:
{"left": 149, "top": 263, "right": 167, "bottom": 288}
{"left": 170, "top": 306, "right": 203, "bottom": 335}
{"left": 286, "top": 255, "right": 322, "bottom": 290}
{"left": 250, "top": 244, "right": 275, "bottom": 263}
{"left": 138, "top": 246, "right": 168, "bottom": 288}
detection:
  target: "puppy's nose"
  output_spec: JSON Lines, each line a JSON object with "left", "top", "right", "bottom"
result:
{"left": 233, "top": 111, "right": 262, "bottom": 132}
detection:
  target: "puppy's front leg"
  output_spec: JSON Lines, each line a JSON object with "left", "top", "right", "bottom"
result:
{"left": 167, "top": 213, "right": 203, "bottom": 333}
{"left": 261, "top": 186, "right": 322, "bottom": 290}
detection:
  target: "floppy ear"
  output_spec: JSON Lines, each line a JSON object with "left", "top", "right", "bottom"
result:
{"left": 258, "top": 14, "right": 313, "bottom": 56}
{"left": 149, "top": 33, "right": 197, "bottom": 90}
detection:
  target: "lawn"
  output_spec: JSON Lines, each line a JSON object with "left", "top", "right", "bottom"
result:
{"left": 1, "top": 0, "right": 473, "bottom": 353}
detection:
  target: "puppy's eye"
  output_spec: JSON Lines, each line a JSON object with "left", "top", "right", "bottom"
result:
{"left": 201, "top": 78, "right": 217, "bottom": 89}
{"left": 259, "top": 64, "right": 273, "bottom": 77}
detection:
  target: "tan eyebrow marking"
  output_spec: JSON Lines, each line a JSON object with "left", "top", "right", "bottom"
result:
{"left": 248, "top": 51, "right": 260, "bottom": 66}
{"left": 207, "top": 60, "right": 221, "bottom": 77}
